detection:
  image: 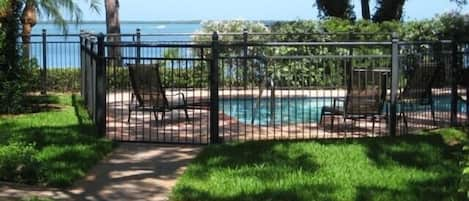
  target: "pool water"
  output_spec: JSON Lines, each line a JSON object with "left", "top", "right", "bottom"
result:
{"left": 220, "top": 96, "right": 467, "bottom": 126}
{"left": 220, "top": 97, "right": 337, "bottom": 126}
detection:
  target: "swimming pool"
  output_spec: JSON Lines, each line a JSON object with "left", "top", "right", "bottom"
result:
{"left": 220, "top": 96, "right": 467, "bottom": 126}
{"left": 220, "top": 97, "right": 334, "bottom": 126}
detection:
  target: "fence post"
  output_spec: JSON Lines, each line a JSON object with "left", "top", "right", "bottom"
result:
{"left": 83, "top": 35, "right": 89, "bottom": 105}
{"left": 96, "top": 33, "right": 106, "bottom": 136}
{"left": 243, "top": 29, "right": 248, "bottom": 89}
{"left": 389, "top": 32, "right": 399, "bottom": 137}
{"left": 79, "top": 30, "right": 84, "bottom": 97}
{"left": 451, "top": 38, "right": 459, "bottom": 126}
{"left": 136, "top": 28, "right": 141, "bottom": 64}
{"left": 210, "top": 32, "right": 220, "bottom": 144}
{"left": 41, "top": 29, "right": 47, "bottom": 95}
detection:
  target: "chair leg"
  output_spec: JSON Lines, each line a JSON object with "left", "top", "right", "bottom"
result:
{"left": 161, "top": 111, "right": 165, "bottom": 121}
{"left": 320, "top": 110, "right": 327, "bottom": 127}
{"left": 184, "top": 108, "right": 190, "bottom": 121}
{"left": 320, "top": 110, "right": 324, "bottom": 125}
{"left": 153, "top": 111, "right": 158, "bottom": 121}
{"left": 402, "top": 111, "right": 408, "bottom": 134}
{"left": 331, "top": 115, "right": 334, "bottom": 131}
{"left": 128, "top": 109, "right": 132, "bottom": 123}
{"left": 128, "top": 94, "right": 134, "bottom": 123}
{"left": 430, "top": 103, "right": 436, "bottom": 126}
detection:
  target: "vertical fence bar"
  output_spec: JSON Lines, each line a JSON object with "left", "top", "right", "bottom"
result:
{"left": 243, "top": 29, "right": 248, "bottom": 89}
{"left": 451, "top": 39, "right": 459, "bottom": 126}
{"left": 390, "top": 33, "right": 399, "bottom": 136}
{"left": 41, "top": 29, "right": 47, "bottom": 95}
{"left": 96, "top": 33, "right": 106, "bottom": 136}
{"left": 210, "top": 32, "right": 220, "bottom": 144}
{"left": 84, "top": 36, "right": 89, "bottom": 107}
{"left": 136, "top": 28, "right": 141, "bottom": 64}
{"left": 80, "top": 31, "right": 84, "bottom": 97}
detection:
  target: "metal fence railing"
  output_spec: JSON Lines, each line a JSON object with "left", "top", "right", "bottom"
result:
{"left": 19, "top": 30, "right": 81, "bottom": 93}
{"left": 76, "top": 32, "right": 469, "bottom": 144}
{"left": 80, "top": 33, "right": 106, "bottom": 135}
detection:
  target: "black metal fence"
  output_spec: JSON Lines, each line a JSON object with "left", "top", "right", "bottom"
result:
{"left": 78, "top": 31, "right": 469, "bottom": 144}
{"left": 19, "top": 30, "right": 81, "bottom": 93}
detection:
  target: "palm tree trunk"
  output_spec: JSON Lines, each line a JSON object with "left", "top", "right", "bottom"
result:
{"left": 105, "top": 0, "right": 122, "bottom": 66}
{"left": 361, "top": 0, "right": 371, "bottom": 20}
{"left": 21, "top": 1, "right": 37, "bottom": 59}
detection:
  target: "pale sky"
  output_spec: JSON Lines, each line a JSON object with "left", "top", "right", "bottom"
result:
{"left": 74, "top": 0, "right": 468, "bottom": 21}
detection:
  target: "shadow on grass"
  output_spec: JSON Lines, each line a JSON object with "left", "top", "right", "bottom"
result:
{"left": 188, "top": 141, "right": 319, "bottom": 180}
{"left": 21, "top": 95, "right": 64, "bottom": 114}
{"left": 355, "top": 178, "right": 462, "bottom": 201}
{"left": 173, "top": 133, "right": 466, "bottom": 201}
{"left": 317, "top": 135, "right": 464, "bottom": 201}
{"left": 174, "top": 183, "right": 337, "bottom": 201}
{"left": 0, "top": 95, "right": 114, "bottom": 187}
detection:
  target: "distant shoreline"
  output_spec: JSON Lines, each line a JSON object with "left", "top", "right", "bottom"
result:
{"left": 37, "top": 20, "right": 279, "bottom": 25}
{"left": 38, "top": 20, "right": 202, "bottom": 25}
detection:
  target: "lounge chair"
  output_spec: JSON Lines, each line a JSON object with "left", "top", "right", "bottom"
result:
{"left": 399, "top": 61, "right": 440, "bottom": 129}
{"left": 320, "top": 68, "right": 389, "bottom": 132}
{"left": 127, "top": 63, "right": 200, "bottom": 122}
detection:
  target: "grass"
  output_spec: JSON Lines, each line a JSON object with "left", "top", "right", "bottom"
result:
{"left": 21, "top": 197, "right": 54, "bottom": 201}
{"left": 171, "top": 129, "right": 468, "bottom": 201}
{"left": 0, "top": 94, "right": 114, "bottom": 187}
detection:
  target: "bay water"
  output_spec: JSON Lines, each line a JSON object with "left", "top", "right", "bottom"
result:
{"left": 29, "top": 22, "right": 201, "bottom": 68}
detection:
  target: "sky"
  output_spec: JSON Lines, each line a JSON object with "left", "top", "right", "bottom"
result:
{"left": 74, "top": 0, "right": 469, "bottom": 21}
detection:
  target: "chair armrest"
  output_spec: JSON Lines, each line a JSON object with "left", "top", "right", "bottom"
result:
{"left": 333, "top": 97, "right": 345, "bottom": 108}
{"left": 166, "top": 92, "right": 185, "bottom": 96}
{"left": 166, "top": 92, "right": 188, "bottom": 104}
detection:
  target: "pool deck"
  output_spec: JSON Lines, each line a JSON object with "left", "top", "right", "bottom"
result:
{"left": 106, "top": 89, "right": 468, "bottom": 144}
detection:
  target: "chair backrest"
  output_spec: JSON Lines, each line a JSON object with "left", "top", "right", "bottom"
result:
{"left": 401, "top": 62, "right": 439, "bottom": 102}
{"left": 345, "top": 68, "right": 388, "bottom": 115}
{"left": 128, "top": 64, "right": 168, "bottom": 108}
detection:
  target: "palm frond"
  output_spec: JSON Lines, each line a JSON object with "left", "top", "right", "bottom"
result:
{"left": 34, "top": 0, "right": 102, "bottom": 34}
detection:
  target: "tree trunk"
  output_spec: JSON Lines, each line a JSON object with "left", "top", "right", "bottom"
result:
{"left": 361, "top": 0, "right": 371, "bottom": 20}
{"left": 373, "top": 0, "right": 406, "bottom": 22}
{"left": 21, "top": 1, "right": 37, "bottom": 59}
{"left": 0, "top": 0, "right": 21, "bottom": 73}
{"left": 105, "top": 0, "right": 122, "bottom": 66}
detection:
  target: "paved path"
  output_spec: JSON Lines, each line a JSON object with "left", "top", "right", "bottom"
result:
{"left": 0, "top": 143, "right": 202, "bottom": 201}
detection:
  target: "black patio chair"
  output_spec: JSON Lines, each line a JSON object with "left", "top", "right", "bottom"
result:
{"left": 320, "top": 68, "right": 389, "bottom": 132}
{"left": 399, "top": 61, "right": 440, "bottom": 129}
{"left": 127, "top": 63, "right": 202, "bottom": 122}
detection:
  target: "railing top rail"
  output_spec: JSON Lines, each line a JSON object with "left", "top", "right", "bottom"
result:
{"left": 21, "top": 31, "right": 394, "bottom": 37}
{"left": 19, "top": 33, "right": 82, "bottom": 37}
{"left": 264, "top": 55, "right": 392, "bottom": 60}
{"left": 398, "top": 40, "right": 453, "bottom": 45}
{"left": 104, "top": 42, "right": 211, "bottom": 48}
{"left": 229, "top": 41, "right": 393, "bottom": 46}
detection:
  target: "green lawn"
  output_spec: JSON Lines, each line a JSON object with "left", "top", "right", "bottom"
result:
{"left": 171, "top": 129, "right": 467, "bottom": 201}
{"left": 0, "top": 94, "right": 114, "bottom": 187}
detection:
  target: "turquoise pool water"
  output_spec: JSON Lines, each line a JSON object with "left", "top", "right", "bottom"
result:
{"left": 220, "top": 96, "right": 467, "bottom": 126}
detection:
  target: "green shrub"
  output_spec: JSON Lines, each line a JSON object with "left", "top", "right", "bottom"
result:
{"left": 28, "top": 67, "right": 81, "bottom": 92}
{"left": 0, "top": 58, "right": 40, "bottom": 113}
{"left": 45, "top": 68, "right": 81, "bottom": 92}
{"left": 0, "top": 143, "right": 39, "bottom": 184}
{"left": 462, "top": 145, "right": 469, "bottom": 199}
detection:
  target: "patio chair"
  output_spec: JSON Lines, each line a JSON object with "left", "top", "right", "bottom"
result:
{"left": 320, "top": 68, "right": 389, "bottom": 132}
{"left": 399, "top": 61, "right": 440, "bottom": 129}
{"left": 127, "top": 63, "right": 196, "bottom": 122}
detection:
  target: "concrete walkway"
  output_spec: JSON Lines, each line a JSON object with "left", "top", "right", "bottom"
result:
{"left": 0, "top": 143, "right": 202, "bottom": 201}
